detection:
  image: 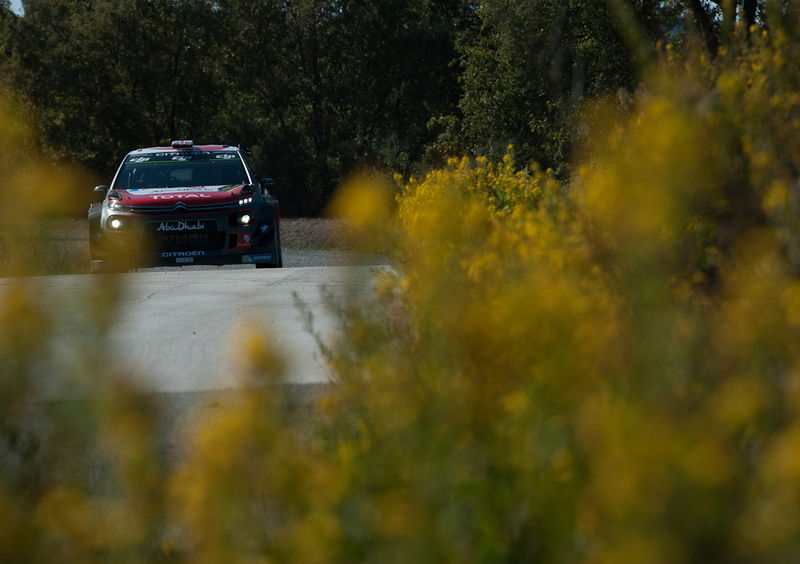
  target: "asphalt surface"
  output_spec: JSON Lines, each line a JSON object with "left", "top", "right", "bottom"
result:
{"left": 9, "top": 264, "right": 384, "bottom": 399}
{"left": 0, "top": 257, "right": 390, "bottom": 485}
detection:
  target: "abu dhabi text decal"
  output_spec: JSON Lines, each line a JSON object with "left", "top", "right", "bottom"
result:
{"left": 156, "top": 221, "right": 207, "bottom": 232}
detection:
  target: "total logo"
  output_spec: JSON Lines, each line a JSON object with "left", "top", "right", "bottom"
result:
{"left": 150, "top": 193, "right": 212, "bottom": 200}
{"left": 157, "top": 221, "right": 206, "bottom": 232}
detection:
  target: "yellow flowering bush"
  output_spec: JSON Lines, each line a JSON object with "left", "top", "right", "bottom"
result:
{"left": 302, "top": 24, "right": 800, "bottom": 562}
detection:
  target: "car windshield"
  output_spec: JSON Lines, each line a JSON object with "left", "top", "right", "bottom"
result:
{"left": 113, "top": 152, "right": 249, "bottom": 189}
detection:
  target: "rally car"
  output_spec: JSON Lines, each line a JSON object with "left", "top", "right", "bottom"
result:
{"left": 89, "top": 141, "right": 282, "bottom": 272}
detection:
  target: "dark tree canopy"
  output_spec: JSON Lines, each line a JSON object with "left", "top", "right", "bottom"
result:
{"left": 2, "top": 0, "right": 469, "bottom": 213}
{"left": 448, "top": 0, "right": 682, "bottom": 174}
{"left": 0, "top": 0, "right": 777, "bottom": 213}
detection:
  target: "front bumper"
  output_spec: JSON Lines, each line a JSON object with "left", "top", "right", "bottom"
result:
{"left": 91, "top": 206, "right": 280, "bottom": 267}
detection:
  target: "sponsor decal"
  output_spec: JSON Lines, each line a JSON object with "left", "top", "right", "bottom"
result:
{"left": 128, "top": 186, "right": 225, "bottom": 195}
{"left": 125, "top": 152, "right": 237, "bottom": 162}
{"left": 150, "top": 193, "right": 212, "bottom": 200}
{"left": 242, "top": 254, "right": 273, "bottom": 263}
{"left": 176, "top": 257, "right": 194, "bottom": 264}
{"left": 161, "top": 251, "right": 206, "bottom": 258}
{"left": 156, "top": 220, "right": 207, "bottom": 232}
{"left": 236, "top": 233, "right": 253, "bottom": 249}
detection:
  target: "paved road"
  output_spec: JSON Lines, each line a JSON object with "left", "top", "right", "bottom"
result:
{"left": 4, "top": 265, "right": 382, "bottom": 399}
{"left": 0, "top": 265, "right": 388, "bottom": 493}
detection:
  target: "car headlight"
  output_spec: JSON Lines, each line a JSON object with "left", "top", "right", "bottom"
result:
{"left": 108, "top": 201, "right": 131, "bottom": 211}
{"left": 229, "top": 211, "right": 255, "bottom": 227}
{"left": 107, "top": 215, "right": 131, "bottom": 232}
{"left": 238, "top": 197, "right": 253, "bottom": 206}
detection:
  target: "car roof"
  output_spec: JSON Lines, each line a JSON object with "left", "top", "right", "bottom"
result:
{"left": 130, "top": 144, "right": 240, "bottom": 155}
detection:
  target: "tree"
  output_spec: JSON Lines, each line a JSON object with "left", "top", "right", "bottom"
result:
{"left": 6, "top": 0, "right": 471, "bottom": 215}
{"left": 7, "top": 0, "right": 227, "bottom": 170}
{"left": 683, "top": 0, "right": 768, "bottom": 56}
{"left": 0, "top": 0, "right": 15, "bottom": 86}
{"left": 448, "top": 0, "right": 680, "bottom": 175}
{"left": 215, "top": 0, "right": 470, "bottom": 214}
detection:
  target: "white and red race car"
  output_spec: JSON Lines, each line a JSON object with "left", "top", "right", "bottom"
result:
{"left": 89, "top": 140, "right": 282, "bottom": 272}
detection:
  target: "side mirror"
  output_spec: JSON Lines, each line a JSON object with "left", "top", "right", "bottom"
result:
{"left": 92, "top": 185, "right": 108, "bottom": 202}
{"left": 259, "top": 178, "right": 276, "bottom": 195}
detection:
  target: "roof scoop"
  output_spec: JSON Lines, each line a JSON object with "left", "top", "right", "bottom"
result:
{"left": 171, "top": 139, "right": 193, "bottom": 149}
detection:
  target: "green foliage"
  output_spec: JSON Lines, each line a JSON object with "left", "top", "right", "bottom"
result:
{"left": 213, "top": 0, "right": 472, "bottom": 213}
{"left": 449, "top": 0, "right": 682, "bottom": 175}
{"left": 2, "top": 0, "right": 471, "bottom": 215}
{"left": 9, "top": 1, "right": 778, "bottom": 213}
{"left": 2, "top": 1, "right": 789, "bottom": 214}
{"left": 6, "top": 0, "right": 228, "bottom": 167}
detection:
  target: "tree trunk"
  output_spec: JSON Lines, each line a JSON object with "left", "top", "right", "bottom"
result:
{"left": 744, "top": 0, "right": 758, "bottom": 33}
{"left": 687, "top": 0, "right": 719, "bottom": 56}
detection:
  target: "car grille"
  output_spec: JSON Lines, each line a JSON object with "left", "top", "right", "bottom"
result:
{"left": 130, "top": 201, "right": 237, "bottom": 214}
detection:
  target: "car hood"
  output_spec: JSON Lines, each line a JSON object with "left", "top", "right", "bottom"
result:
{"left": 117, "top": 185, "right": 247, "bottom": 206}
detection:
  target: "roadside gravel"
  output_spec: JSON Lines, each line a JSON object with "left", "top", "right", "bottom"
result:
{"left": 279, "top": 217, "right": 387, "bottom": 266}
{"left": 284, "top": 248, "right": 386, "bottom": 267}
